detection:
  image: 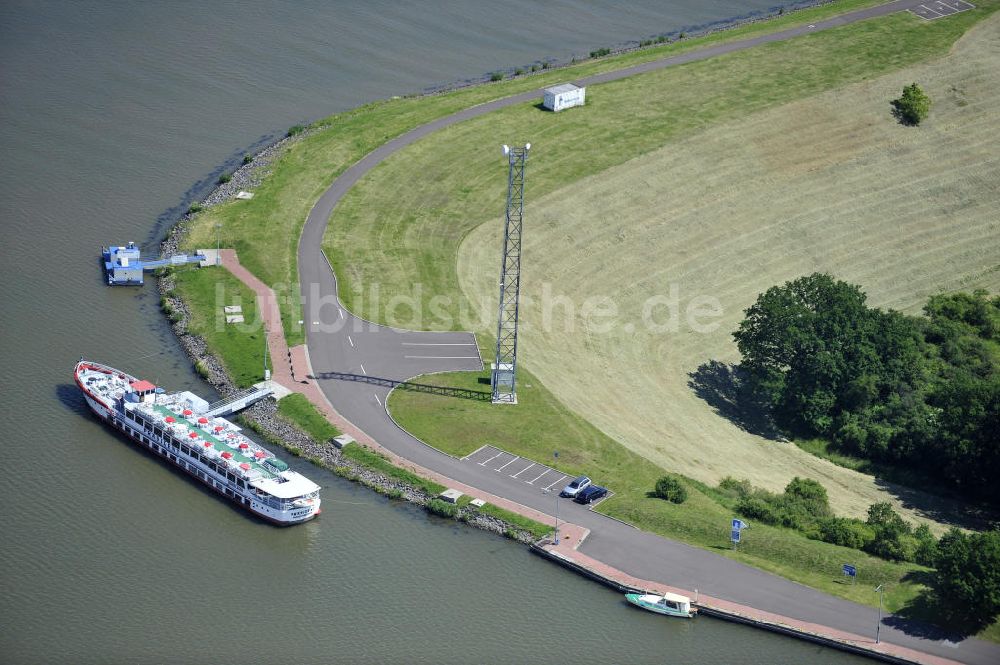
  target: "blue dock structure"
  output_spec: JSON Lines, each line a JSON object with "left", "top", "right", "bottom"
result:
{"left": 102, "top": 242, "right": 207, "bottom": 285}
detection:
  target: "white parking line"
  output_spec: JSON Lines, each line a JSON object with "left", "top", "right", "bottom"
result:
{"left": 374, "top": 393, "right": 382, "bottom": 406}
{"left": 359, "top": 363, "right": 367, "bottom": 375}
{"left": 404, "top": 355, "right": 481, "bottom": 359}
{"left": 401, "top": 342, "right": 478, "bottom": 346}
{"left": 461, "top": 445, "right": 489, "bottom": 461}
{"left": 495, "top": 456, "right": 520, "bottom": 472}
{"left": 544, "top": 475, "right": 568, "bottom": 491}
{"left": 479, "top": 451, "right": 506, "bottom": 466}
{"left": 526, "top": 469, "right": 549, "bottom": 485}
{"left": 511, "top": 462, "right": 535, "bottom": 479}
{"left": 348, "top": 335, "right": 355, "bottom": 347}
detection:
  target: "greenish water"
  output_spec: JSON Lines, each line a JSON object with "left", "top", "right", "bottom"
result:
{"left": 0, "top": 1, "right": 869, "bottom": 662}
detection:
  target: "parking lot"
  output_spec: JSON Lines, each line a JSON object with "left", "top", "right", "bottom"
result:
{"left": 909, "top": 0, "right": 975, "bottom": 20}
{"left": 462, "top": 445, "right": 611, "bottom": 506}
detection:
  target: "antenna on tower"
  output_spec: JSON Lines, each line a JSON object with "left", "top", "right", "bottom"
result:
{"left": 491, "top": 143, "right": 530, "bottom": 404}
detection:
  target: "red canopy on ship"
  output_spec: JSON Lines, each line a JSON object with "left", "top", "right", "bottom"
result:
{"left": 239, "top": 463, "right": 251, "bottom": 471}
{"left": 214, "top": 426, "right": 224, "bottom": 432}
{"left": 164, "top": 416, "right": 175, "bottom": 423}
{"left": 239, "top": 443, "right": 249, "bottom": 450}
{"left": 221, "top": 451, "right": 233, "bottom": 459}
{"left": 254, "top": 451, "right": 266, "bottom": 459}
{"left": 198, "top": 417, "right": 208, "bottom": 424}
{"left": 182, "top": 409, "right": 193, "bottom": 416}
{"left": 203, "top": 441, "right": 213, "bottom": 448}
{"left": 189, "top": 432, "right": 198, "bottom": 439}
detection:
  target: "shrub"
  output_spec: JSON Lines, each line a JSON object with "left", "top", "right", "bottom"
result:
{"left": 217, "top": 172, "right": 232, "bottom": 184}
{"left": 654, "top": 475, "right": 688, "bottom": 503}
{"left": 514, "top": 68, "right": 525, "bottom": 76}
{"left": 892, "top": 83, "right": 931, "bottom": 125}
{"left": 783, "top": 477, "right": 831, "bottom": 520}
{"left": 286, "top": 124, "right": 306, "bottom": 137}
{"left": 735, "top": 494, "right": 781, "bottom": 525}
{"left": 678, "top": 32, "right": 687, "bottom": 39}
{"left": 934, "top": 528, "right": 1000, "bottom": 622}
{"left": 242, "top": 153, "right": 253, "bottom": 165}
{"left": 820, "top": 517, "right": 874, "bottom": 550}
{"left": 655, "top": 36, "right": 668, "bottom": 44}
{"left": 426, "top": 498, "right": 458, "bottom": 518}
{"left": 530, "top": 64, "right": 539, "bottom": 72}
{"left": 914, "top": 523, "right": 939, "bottom": 566}
{"left": 187, "top": 202, "right": 204, "bottom": 215}
{"left": 489, "top": 72, "right": 504, "bottom": 82}
{"left": 718, "top": 476, "right": 752, "bottom": 497}
{"left": 639, "top": 39, "right": 653, "bottom": 47}
{"left": 541, "top": 61, "right": 551, "bottom": 69}
{"left": 865, "top": 502, "right": 913, "bottom": 561}
{"left": 589, "top": 47, "right": 611, "bottom": 58}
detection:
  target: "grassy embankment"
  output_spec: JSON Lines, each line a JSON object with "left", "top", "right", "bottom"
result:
{"left": 383, "top": 6, "right": 1000, "bottom": 640}
{"left": 179, "top": 0, "right": 886, "bottom": 347}
{"left": 322, "top": 4, "right": 995, "bottom": 328}
{"left": 168, "top": 265, "right": 270, "bottom": 388}
{"left": 454, "top": 8, "right": 1000, "bottom": 521}
{"left": 168, "top": 268, "right": 544, "bottom": 533}
{"left": 275, "top": 393, "right": 341, "bottom": 442}
{"left": 387, "top": 369, "right": 928, "bottom": 615}
{"left": 334, "top": 0, "right": 999, "bottom": 519}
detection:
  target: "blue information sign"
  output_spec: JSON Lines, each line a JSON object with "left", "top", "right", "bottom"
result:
{"left": 732, "top": 518, "right": 749, "bottom": 530}
{"left": 843, "top": 564, "right": 857, "bottom": 577}
{"left": 731, "top": 529, "right": 741, "bottom": 543}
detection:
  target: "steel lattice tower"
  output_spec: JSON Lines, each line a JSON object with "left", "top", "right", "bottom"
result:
{"left": 492, "top": 143, "right": 529, "bottom": 404}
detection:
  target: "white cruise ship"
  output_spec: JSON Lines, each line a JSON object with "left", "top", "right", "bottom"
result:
{"left": 74, "top": 360, "right": 321, "bottom": 524}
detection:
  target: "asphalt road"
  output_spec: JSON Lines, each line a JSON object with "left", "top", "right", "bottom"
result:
{"left": 297, "top": 2, "right": 1000, "bottom": 662}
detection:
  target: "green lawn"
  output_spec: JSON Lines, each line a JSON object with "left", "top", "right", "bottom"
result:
{"left": 169, "top": 266, "right": 270, "bottom": 388}
{"left": 181, "top": 0, "right": 888, "bottom": 346}
{"left": 323, "top": 3, "right": 997, "bottom": 329}
{"left": 387, "top": 368, "right": 946, "bottom": 619}
{"left": 276, "top": 393, "right": 341, "bottom": 443}
{"left": 339, "top": 444, "right": 445, "bottom": 496}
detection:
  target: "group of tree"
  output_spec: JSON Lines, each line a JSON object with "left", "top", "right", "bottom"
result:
{"left": 733, "top": 275, "right": 999, "bottom": 506}
{"left": 720, "top": 476, "right": 938, "bottom": 565}
{"left": 720, "top": 475, "right": 1000, "bottom": 623}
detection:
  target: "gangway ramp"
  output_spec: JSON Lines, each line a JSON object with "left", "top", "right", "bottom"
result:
{"left": 200, "top": 382, "right": 276, "bottom": 418}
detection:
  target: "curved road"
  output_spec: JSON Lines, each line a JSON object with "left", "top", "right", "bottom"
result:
{"left": 297, "top": 2, "right": 998, "bottom": 663}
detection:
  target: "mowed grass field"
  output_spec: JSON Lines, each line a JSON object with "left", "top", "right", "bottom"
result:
{"left": 323, "top": 5, "right": 995, "bottom": 330}
{"left": 456, "top": 14, "right": 1000, "bottom": 525}
{"left": 179, "top": 0, "right": 885, "bottom": 347}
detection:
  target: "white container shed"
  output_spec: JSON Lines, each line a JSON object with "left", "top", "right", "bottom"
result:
{"left": 543, "top": 83, "right": 586, "bottom": 112}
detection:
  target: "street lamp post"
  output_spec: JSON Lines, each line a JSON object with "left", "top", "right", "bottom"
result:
{"left": 553, "top": 450, "right": 559, "bottom": 546}
{"left": 875, "top": 584, "right": 884, "bottom": 644}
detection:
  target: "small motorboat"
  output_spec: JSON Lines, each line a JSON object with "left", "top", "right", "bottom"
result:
{"left": 625, "top": 591, "right": 697, "bottom": 618}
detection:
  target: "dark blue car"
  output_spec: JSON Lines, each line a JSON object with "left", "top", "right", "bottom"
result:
{"left": 574, "top": 485, "right": 608, "bottom": 504}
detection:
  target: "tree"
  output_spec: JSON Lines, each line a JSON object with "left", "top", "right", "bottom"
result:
{"left": 934, "top": 528, "right": 1000, "bottom": 622}
{"left": 866, "top": 502, "right": 913, "bottom": 562}
{"left": 654, "top": 474, "right": 688, "bottom": 504}
{"left": 783, "top": 477, "right": 831, "bottom": 519}
{"left": 892, "top": 83, "right": 931, "bottom": 126}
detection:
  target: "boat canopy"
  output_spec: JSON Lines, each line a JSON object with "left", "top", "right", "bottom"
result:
{"left": 265, "top": 458, "right": 289, "bottom": 472}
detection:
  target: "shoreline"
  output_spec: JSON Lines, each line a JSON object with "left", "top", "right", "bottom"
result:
{"left": 156, "top": 268, "right": 540, "bottom": 544}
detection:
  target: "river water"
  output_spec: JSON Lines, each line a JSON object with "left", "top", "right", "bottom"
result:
{"left": 1, "top": 1, "right": 870, "bottom": 662}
